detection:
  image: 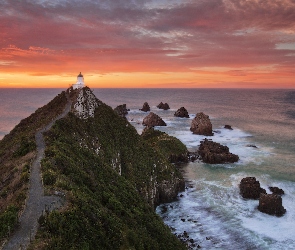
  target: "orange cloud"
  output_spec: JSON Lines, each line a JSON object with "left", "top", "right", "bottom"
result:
{"left": 0, "top": 0, "right": 294, "bottom": 88}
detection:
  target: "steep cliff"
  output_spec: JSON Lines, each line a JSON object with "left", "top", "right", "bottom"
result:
{"left": 1, "top": 87, "right": 186, "bottom": 249}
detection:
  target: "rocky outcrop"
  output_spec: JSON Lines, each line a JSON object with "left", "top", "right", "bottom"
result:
{"left": 114, "top": 104, "right": 129, "bottom": 118}
{"left": 71, "top": 87, "right": 102, "bottom": 119}
{"left": 269, "top": 186, "right": 285, "bottom": 195}
{"left": 140, "top": 102, "right": 150, "bottom": 112}
{"left": 157, "top": 179, "right": 185, "bottom": 205}
{"left": 190, "top": 112, "right": 213, "bottom": 136}
{"left": 142, "top": 112, "right": 166, "bottom": 127}
{"left": 174, "top": 107, "right": 189, "bottom": 118}
{"left": 258, "top": 194, "right": 286, "bottom": 216}
{"left": 239, "top": 177, "right": 266, "bottom": 199}
{"left": 157, "top": 102, "right": 170, "bottom": 110}
{"left": 224, "top": 125, "right": 233, "bottom": 130}
{"left": 198, "top": 139, "right": 239, "bottom": 164}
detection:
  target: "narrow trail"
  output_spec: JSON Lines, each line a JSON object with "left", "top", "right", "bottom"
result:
{"left": 3, "top": 94, "right": 72, "bottom": 250}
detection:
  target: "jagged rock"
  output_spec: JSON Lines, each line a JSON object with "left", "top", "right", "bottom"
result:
{"left": 174, "top": 107, "right": 189, "bottom": 118}
{"left": 142, "top": 112, "right": 166, "bottom": 127}
{"left": 140, "top": 102, "right": 150, "bottom": 112}
{"left": 157, "top": 102, "right": 170, "bottom": 110}
{"left": 72, "top": 87, "right": 102, "bottom": 119}
{"left": 114, "top": 104, "right": 129, "bottom": 118}
{"left": 157, "top": 178, "right": 185, "bottom": 205}
{"left": 190, "top": 112, "right": 213, "bottom": 136}
{"left": 224, "top": 124, "right": 233, "bottom": 130}
{"left": 269, "top": 186, "right": 285, "bottom": 195}
{"left": 198, "top": 138, "right": 239, "bottom": 164}
{"left": 239, "top": 177, "right": 266, "bottom": 199}
{"left": 246, "top": 144, "right": 258, "bottom": 148}
{"left": 258, "top": 193, "right": 286, "bottom": 216}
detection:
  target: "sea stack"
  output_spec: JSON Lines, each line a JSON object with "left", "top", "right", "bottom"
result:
{"left": 174, "top": 107, "right": 189, "bottom": 118}
{"left": 190, "top": 112, "right": 213, "bottom": 136}
{"left": 140, "top": 102, "right": 150, "bottom": 112}
{"left": 239, "top": 177, "right": 266, "bottom": 199}
{"left": 198, "top": 138, "right": 239, "bottom": 164}
{"left": 143, "top": 112, "right": 166, "bottom": 127}
{"left": 157, "top": 102, "right": 170, "bottom": 110}
{"left": 258, "top": 194, "right": 286, "bottom": 216}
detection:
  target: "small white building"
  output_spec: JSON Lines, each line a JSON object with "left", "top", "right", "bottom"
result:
{"left": 72, "top": 72, "right": 85, "bottom": 89}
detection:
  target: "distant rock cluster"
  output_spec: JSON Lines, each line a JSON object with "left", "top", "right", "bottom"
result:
{"left": 239, "top": 177, "right": 286, "bottom": 217}
{"left": 174, "top": 107, "right": 189, "bottom": 118}
{"left": 157, "top": 102, "right": 170, "bottom": 110}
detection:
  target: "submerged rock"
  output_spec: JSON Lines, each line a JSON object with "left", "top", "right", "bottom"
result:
{"left": 190, "top": 112, "right": 213, "bottom": 136}
{"left": 174, "top": 107, "right": 189, "bottom": 118}
{"left": 157, "top": 102, "right": 170, "bottom": 110}
{"left": 239, "top": 177, "right": 266, "bottom": 199}
{"left": 140, "top": 102, "right": 150, "bottom": 112}
{"left": 258, "top": 193, "right": 286, "bottom": 216}
{"left": 224, "top": 124, "right": 233, "bottom": 130}
{"left": 198, "top": 138, "right": 239, "bottom": 164}
{"left": 142, "top": 112, "right": 166, "bottom": 127}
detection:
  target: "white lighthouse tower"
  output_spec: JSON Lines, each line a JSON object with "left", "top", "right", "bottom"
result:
{"left": 72, "top": 72, "right": 85, "bottom": 89}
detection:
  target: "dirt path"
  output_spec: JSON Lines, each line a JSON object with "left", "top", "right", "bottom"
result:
{"left": 3, "top": 94, "right": 72, "bottom": 250}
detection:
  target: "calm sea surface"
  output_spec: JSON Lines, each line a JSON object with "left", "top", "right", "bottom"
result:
{"left": 1, "top": 88, "right": 295, "bottom": 249}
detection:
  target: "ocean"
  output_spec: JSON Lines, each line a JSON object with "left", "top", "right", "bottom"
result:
{"left": 1, "top": 88, "right": 295, "bottom": 249}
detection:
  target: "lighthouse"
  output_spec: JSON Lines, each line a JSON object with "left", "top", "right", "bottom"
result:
{"left": 72, "top": 72, "right": 85, "bottom": 89}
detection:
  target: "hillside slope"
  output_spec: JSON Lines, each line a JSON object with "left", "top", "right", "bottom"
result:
{"left": 0, "top": 91, "right": 68, "bottom": 243}
{"left": 1, "top": 87, "right": 187, "bottom": 249}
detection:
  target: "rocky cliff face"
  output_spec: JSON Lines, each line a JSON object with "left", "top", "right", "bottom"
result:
{"left": 70, "top": 87, "right": 102, "bottom": 119}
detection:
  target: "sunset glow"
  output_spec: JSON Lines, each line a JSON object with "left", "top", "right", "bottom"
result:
{"left": 0, "top": 0, "right": 295, "bottom": 88}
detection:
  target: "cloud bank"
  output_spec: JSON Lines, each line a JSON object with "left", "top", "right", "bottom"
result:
{"left": 0, "top": 0, "right": 294, "bottom": 87}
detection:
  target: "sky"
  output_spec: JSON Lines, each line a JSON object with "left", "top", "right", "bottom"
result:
{"left": 0, "top": 0, "right": 295, "bottom": 88}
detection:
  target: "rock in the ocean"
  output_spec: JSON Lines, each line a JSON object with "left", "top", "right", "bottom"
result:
{"left": 140, "top": 102, "right": 150, "bottom": 112}
{"left": 224, "top": 124, "right": 233, "bottom": 130}
{"left": 142, "top": 112, "right": 166, "bottom": 127}
{"left": 114, "top": 104, "right": 129, "bottom": 118}
{"left": 190, "top": 112, "right": 213, "bottom": 136}
{"left": 174, "top": 107, "right": 189, "bottom": 118}
{"left": 258, "top": 193, "right": 286, "bottom": 216}
{"left": 239, "top": 177, "right": 266, "bottom": 199}
{"left": 157, "top": 102, "right": 170, "bottom": 110}
{"left": 198, "top": 138, "right": 239, "bottom": 164}
{"left": 269, "top": 186, "right": 285, "bottom": 195}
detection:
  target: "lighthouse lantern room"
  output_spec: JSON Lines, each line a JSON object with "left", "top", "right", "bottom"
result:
{"left": 72, "top": 72, "right": 85, "bottom": 89}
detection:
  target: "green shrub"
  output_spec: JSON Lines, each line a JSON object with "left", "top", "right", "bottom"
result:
{"left": 0, "top": 206, "right": 18, "bottom": 239}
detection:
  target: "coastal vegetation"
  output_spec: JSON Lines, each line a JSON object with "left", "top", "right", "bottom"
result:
{"left": 0, "top": 92, "right": 68, "bottom": 241}
{"left": 1, "top": 88, "right": 187, "bottom": 249}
